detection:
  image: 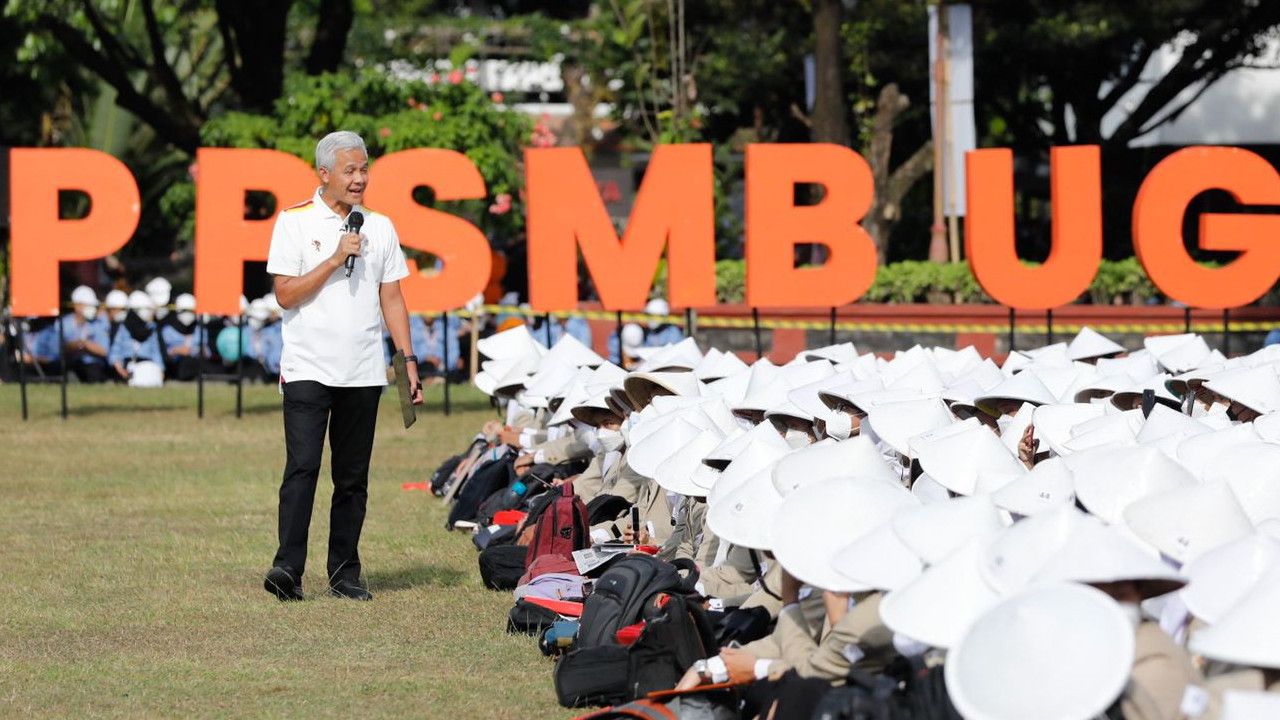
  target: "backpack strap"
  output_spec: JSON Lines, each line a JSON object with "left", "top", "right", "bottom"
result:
{"left": 669, "top": 557, "right": 701, "bottom": 594}
{"left": 748, "top": 549, "right": 783, "bottom": 601}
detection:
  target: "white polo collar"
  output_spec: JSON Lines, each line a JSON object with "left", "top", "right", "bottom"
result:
{"left": 311, "top": 188, "right": 366, "bottom": 222}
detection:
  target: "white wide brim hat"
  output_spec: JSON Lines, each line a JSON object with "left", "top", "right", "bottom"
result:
{"left": 1122, "top": 480, "right": 1255, "bottom": 564}
{"left": 945, "top": 583, "right": 1135, "bottom": 720}
{"left": 706, "top": 466, "right": 784, "bottom": 551}
{"left": 541, "top": 332, "right": 606, "bottom": 369}
{"left": 1067, "top": 326, "right": 1126, "bottom": 361}
{"left": 910, "top": 418, "right": 1025, "bottom": 496}
{"left": 989, "top": 456, "right": 1076, "bottom": 517}
{"left": 1189, "top": 568, "right": 1280, "bottom": 670}
{"left": 1064, "top": 445, "right": 1198, "bottom": 524}
{"left": 1033, "top": 403, "right": 1106, "bottom": 456}
{"left": 1176, "top": 423, "right": 1261, "bottom": 481}
{"left": 771, "top": 435, "right": 898, "bottom": 494}
{"left": 770, "top": 477, "right": 918, "bottom": 592}
{"left": 864, "top": 397, "right": 955, "bottom": 456}
{"left": 1180, "top": 523, "right": 1280, "bottom": 625}
{"left": 831, "top": 514, "right": 924, "bottom": 592}
{"left": 1204, "top": 364, "right": 1280, "bottom": 415}
{"left": 477, "top": 324, "right": 546, "bottom": 361}
{"left": 1201, "top": 442, "right": 1280, "bottom": 526}
{"left": 981, "top": 504, "right": 1184, "bottom": 597}
{"left": 652, "top": 428, "right": 727, "bottom": 496}
{"left": 879, "top": 535, "right": 1003, "bottom": 650}
{"left": 636, "top": 337, "right": 704, "bottom": 372}
{"left": 892, "top": 494, "right": 1009, "bottom": 565}
{"left": 705, "top": 430, "right": 792, "bottom": 502}
{"left": 623, "top": 370, "right": 702, "bottom": 410}
{"left": 974, "top": 370, "right": 1059, "bottom": 417}
{"left": 802, "top": 342, "right": 858, "bottom": 364}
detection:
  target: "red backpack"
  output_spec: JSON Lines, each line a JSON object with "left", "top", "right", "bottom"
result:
{"left": 525, "top": 481, "right": 590, "bottom": 568}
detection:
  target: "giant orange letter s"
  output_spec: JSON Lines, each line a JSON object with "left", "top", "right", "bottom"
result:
{"left": 363, "top": 148, "right": 490, "bottom": 312}
{"left": 1133, "top": 147, "right": 1280, "bottom": 309}
{"left": 10, "top": 149, "right": 140, "bottom": 316}
{"left": 194, "top": 148, "right": 315, "bottom": 315}
{"left": 744, "top": 144, "right": 878, "bottom": 308}
{"left": 525, "top": 145, "right": 716, "bottom": 311}
{"left": 965, "top": 146, "right": 1102, "bottom": 310}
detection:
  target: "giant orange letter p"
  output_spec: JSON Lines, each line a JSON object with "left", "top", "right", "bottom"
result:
{"left": 194, "top": 148, "right": 315, "bottom": 315}
{"left": 1133, "top": 147, "right": 1280, "bottom": 309}
{"left": 10, "top": 149, "right": 140, "bottom": 316}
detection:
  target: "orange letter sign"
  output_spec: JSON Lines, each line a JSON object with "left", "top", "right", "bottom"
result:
{"left": 194, "top": 148, "right": 315, "bottom": 315}
{"left": 364, "top": 149, "right": 490, "bottom": 312}
{"left": 1133, "top": 147, "right": 1280, "bottom": 309}
{"left": 525, "top": 145, "right": 716, "bottom": 311}
{"left": 965, "top": 145, "right": 1102, "bottom": 310}
{"left": 10, "top": 148, "right": 140, "bottom": 316}
{"left": 744, "top": 144, "right": 877, "bottom": 308}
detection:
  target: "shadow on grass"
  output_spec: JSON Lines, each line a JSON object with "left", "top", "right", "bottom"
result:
{"left": 367, "top": 563, "right": 467, "bottom": 591}
{"left": 66, "top": 402, "right": 191, "bottom": 417}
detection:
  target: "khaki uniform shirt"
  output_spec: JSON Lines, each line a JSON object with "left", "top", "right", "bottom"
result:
{"left": 1123, "top": 622, "right": 1201, "bottom": 720}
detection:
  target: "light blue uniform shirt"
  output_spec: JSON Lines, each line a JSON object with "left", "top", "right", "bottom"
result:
{"left": 159, "top": 324, "right": 211, "bottom": 360}
{"left": 248, "top": 322, "right": 284, "bottom": 375}
{"left": 107, "top": 324, "right": 164, "bottom": 367}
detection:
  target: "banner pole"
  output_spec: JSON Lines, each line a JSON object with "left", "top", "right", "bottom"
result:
{"left": 442, "top": 311, "right": 452, "bottom": 417}
{"left": 468, "top": 310, "right": 479, "bottom": 384}
{"left": 685, "top": 307, "right": 695, "bottom": 341}
{"left": 1046, "top": 309, "right": 1053, "bottom": 346}
{"left": 829, "top": 307, "right": 837, "bottom": 346}
{"left": 752, "top": 307, "right": 763, "bottom": 360}
{"left": 197, "top": 317, "right": 205, "bottom": 419}
{"left": 16, "top": 318, "right": 29, "bottom": 421}
{"left": 235, "top": 314, "right": 244, "bottom": 419}
{"left": 1184, "top": 307, "right": 1192, "bottom": 335}
{"left": 58, "top": 313, "right": 68, "bottom": 420}
{"left": 1007, "top": 308, "right": 1016, "bottom": 353}
{"left": 543, "top": 312, "right": 553, "bottom": 346}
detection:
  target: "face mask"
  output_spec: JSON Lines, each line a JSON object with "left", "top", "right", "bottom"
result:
{"left": 1118, "top": 601, "right": 1143, "bottom": 630}
{"left": 177, "top": 311, "right": 196, "bottom": 326}
{"left": 824, "top": 412, "right": 853, "bottom": 440}
{"left": 111, "top": 309, "right": 127, "bottom": 323}
{"left": 783, "top": 427, "right": 812, "bottom": 449}
{"left": 597, "top": 428, "right": 625, "bottom": 452}
{"left": 154, "top": 306, "right": 168, "bottom": 320}
{"left": 81, "top": 305, "right": 98, "bottom": 322}
{"left": 135, "top": 308, "right": 154, "bottom": 323}
{"left": 248, "top": 317, "right": 264, "bottom": 330}
{"left": 1191, "top": 401, "right": 1228, "bottom": 419}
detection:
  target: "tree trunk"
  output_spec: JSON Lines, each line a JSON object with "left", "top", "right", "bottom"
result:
{"left": 215, "top": 0, "right": 293, "bottom": 112}
{"left": 863, "top": 84, "right": 933, "bottom": 264}
{"left": 809, "top": 0, "right": 848, "bottom": 146}
{"left": 305, "top": 0, "right": 355, "bottom": 75}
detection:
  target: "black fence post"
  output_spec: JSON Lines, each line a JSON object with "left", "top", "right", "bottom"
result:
{"left": 1007, "top": 308, "right": 1016, "bottom": 353}
{"left": 543, "top": 312, "right": 553, "bottom": 347}
{"left": 685, "top": 307, "right": 695, "bottom": 341}
{"left": 752, "top": 307, "right": 763, "bottom": 359}
{"left": 17, "top": 319, "right": 29, "bottom": 421}
{"left": 58, "top": 314, "right": 68, "bottom": 420}
{"left": 1222, "top": 308, "right": 1230, "bottom": 357}
{"left": 442, "top": 311, "right": 452, "bottom": 417}
{"left": 197, "top": 318, "right": 206, "bottom": 419}
{"left": 1046, "top": 309, "right": 1053, "bottom": 346}
{"left": 615, "top": 311, "right": 623, "bottom": 365}
{"left": 1184, "top": 307, "right": 1192, "bottom": 335}
{"left": 235, "top": 314, "right": 244, "bottom": 419}
{"left": 829, "top": 307, "right": 837, "bottom": 346}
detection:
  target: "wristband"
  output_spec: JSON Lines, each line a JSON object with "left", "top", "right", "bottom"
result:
{"left": 400, "top": 353, "right": 417, "bottom": 365}
{"left": 706, "top": 655, "right": 730, "bottom": 684}
{"left": 753, "top": 659, "right": 774, "bottom": 680}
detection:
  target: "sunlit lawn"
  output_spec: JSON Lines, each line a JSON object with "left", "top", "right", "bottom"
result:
{"left": 0, "top": 381, "right": 571, "bottom": 718}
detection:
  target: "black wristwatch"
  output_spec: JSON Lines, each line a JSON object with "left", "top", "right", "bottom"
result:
{"left": 401, "top": 353, "right": 418, "bottom": 365}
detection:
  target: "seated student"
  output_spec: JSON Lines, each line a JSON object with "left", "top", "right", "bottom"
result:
{"left": 20, "top": 317, "right": 61, "bottom": 377}
{"left": 159, "top": 293, "right": 210, "bottom": 381}
{"left": 534, "top": 315, "right": 593, "bottom": 350}
{"left": 103, "top": 289, "right": 129, "bottom": 342}
{"left": 643, "top": 298, "right": 685, "bottom": 346}
{"left": 243, "top": 298, "right": 282, "bottom": 383}
{"left": 59, "top": 286, "right": 112, "bottom": 383}
{"left": 423, "top": 314, "right": 463, "bottom": 382}
{"left": 107, "top": 291, "right": 164, "bottom": 383}
{"left": 607, "top": 323, "right": 646, "bottom": 368}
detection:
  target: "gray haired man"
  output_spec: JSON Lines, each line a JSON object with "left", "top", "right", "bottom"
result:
{"left": 262, "top": 130, "right": 423, "bottom": 601}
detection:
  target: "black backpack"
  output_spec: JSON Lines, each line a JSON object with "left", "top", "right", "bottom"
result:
{"left": 810, "top": 657, "right": 963, "bottom": 720}
{"left": 554, "top": 555, "right": 703, "bottom": 708}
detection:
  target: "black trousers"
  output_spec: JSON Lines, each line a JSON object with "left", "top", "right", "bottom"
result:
{"left": 274, "top": 380, "right": 382, "bottom": 584}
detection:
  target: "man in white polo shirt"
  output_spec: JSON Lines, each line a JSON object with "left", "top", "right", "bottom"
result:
{"left": 262, "top": 130, "right": 423, "bottom": 602}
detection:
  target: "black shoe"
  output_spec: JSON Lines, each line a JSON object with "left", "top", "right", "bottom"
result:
{"left": 328, "top": 579, "right": 373, "bottom": 601}
{"left": 264, "top": 566, "right": 304, "bottom": 601}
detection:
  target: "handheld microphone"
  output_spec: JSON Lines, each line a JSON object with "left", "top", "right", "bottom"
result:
{"left": 343, "top": 211, "right": 365, "bottom": 278}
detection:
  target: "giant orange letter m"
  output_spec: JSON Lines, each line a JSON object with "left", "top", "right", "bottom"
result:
{"left": 10, "top": 149, "right": 141, "bottom": 316}
{"left": 524, "top": 145, "right": 716, "bottom": 311}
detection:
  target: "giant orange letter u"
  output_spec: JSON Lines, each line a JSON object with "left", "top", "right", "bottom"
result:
{"left": 965, "top": 146, "right": 1102, "bottom": 310}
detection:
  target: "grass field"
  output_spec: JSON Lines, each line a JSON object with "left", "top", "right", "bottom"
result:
{"left": 0, "top": 382, "right": 572, "bottom": 719}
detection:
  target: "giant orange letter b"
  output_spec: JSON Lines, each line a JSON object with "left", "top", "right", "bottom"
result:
{"left": 10, "top": 149, "right": 140, "bottom": 316}
{"left": 525, "top": 145, "right": 716, "bottom": 311}
{"left": 1133, "top": 147, "right": 1280, "bottom": 309}
{"left": 965, "top": 146, "right": 1102, "bottom": 310}
{"left": 744, "top": 144, "right": 878, "bottom": 308}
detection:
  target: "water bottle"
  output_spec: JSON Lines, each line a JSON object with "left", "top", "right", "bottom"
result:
{"left": 500, "top": 480, "right": 529, "bottom": 510}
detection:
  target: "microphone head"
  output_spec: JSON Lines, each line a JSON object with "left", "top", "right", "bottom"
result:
{"left": 347, "top": 211, "right": 365, "bottom": 232}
